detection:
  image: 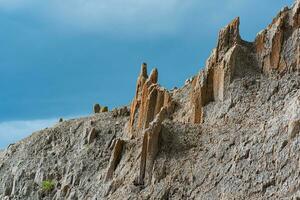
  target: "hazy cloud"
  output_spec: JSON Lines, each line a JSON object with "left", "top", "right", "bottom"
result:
{"left": 0, "top": 0, "right": 195, "bottom": 36}
{"left": 0, "top": 119, "right": 56, "bottom": 149}
{"left": 0, "top": 0, "right": 294, "bottom": 37}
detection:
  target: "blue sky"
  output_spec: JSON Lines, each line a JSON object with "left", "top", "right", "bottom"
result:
{"left": 0, "top": 0, "right": 295, "bottom": 148}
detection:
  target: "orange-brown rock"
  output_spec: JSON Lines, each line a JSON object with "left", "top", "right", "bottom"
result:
{"left": 128, "top": 65, "right": 173, "bottom": 137}
{"left": 122, "top": 65, "right": 175, "bottom": 185}
{"left": 293, "top": 1, "right": 300, "bottom": 28}
{"left": 190, "top": 1, "right": 299, "bottom": 124}
{"left": 190, "top": 18, "right": 258, "bottom": 123}
{"left": 190, "top": 76, "right": 204, "bottom": 124}
{"left": 216, "top": 17, "right": 241, "bottom": 62}
{"left": 255, "top": 1, "right": 300, "bottom": 74}
{"left": 143, "top": 85, "right": 158, "bottom": 129}
{"left": 149, "top": 68, "right": 158, "bottom": 84}
{"left": 128, "top": 63, "right": 148, "bottom": 134}
{"left": 154, "top": 89, "right": 165, "bottom": 116}
{"left": 137, "top": 84, "right": 171, "bottom": 131}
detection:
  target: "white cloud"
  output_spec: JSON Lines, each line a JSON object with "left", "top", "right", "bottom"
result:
{"left": 0, "top": 0, "right": 293, "bottom": 38}
{"left": 0, "top": 0, "right": 194, "bottom": 37}
{"left": 0, "top": 119, "right": 56, "bottom": 149}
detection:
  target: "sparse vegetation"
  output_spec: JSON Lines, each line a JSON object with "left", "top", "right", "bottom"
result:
{"left": 42, "top": 180, "right": 55, "bottom": 192}
{"left": 101, "top": 106, "right": 108, "bottom": 112}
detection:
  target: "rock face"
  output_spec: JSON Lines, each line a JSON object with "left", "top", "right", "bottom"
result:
{"left": 0, "top": 1, "right": 299, "bottom": 200}
{"left": 255, "top": 0, "right": 300, "bottom": 74}
{"left": 112, "top": 106, "right": 130, "bottom": 118}
{"left": 113, "top": 64, "right": 174, "bottom": 186}
{"left": 128, "top": 63, "right": 148, "bottom": 134}
{"left": 190, "top": 1, "right": 300, "bottom": 124}
{"left": 128, "top": 64, "right": 173, "bottom": 137}
{"left": 190, "top": 17, "right": 258, "bottom": 123}
{"left": 137, "top": 103, "right": 174, "bottom": 185}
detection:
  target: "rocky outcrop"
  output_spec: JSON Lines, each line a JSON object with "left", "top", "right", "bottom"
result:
{"left": 128, "top": 63, "right": 148, "bottom": 134}
{"left": 106, "top": 63, "right": 175, "bottom": 187}
{"left": 128, "top": 64, "right": 173, "bottom": 137}
{"left": 255, "top": 0, "right": 300, "bottom": 74}
{"left": 112, "top": 106, "right": 130, "bottom": 118}
{"left": 190, "top": 17, "right": 258, "bottom": 123}
{"left": 106, "top": 64, "right": 175, "bottom": 186}
{"left": 94, "top": 104, "right": 101, "bottom": 114}
{"left": 137, "top": 102, "right": 175, "bottom": 185}
{"left": 190, "top": 1, "right": 300, "bottom": 124}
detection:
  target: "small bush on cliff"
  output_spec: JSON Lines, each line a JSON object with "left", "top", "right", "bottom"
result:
{"left": 101, "top": 106, "right": 108, "bottom": 112}
{"left": 42, "top": 180, "right": 55, "bottom": 192}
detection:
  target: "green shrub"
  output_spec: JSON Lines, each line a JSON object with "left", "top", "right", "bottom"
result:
{"left": 42, "top": 180, "right": 55, "bottom": 192}
{"left": 101, "top": 106, "right": 108, "bottom": 112}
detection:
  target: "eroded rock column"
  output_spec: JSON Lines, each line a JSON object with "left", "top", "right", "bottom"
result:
{"left": 128, "top": 65, "right": 172, "bottom": 137}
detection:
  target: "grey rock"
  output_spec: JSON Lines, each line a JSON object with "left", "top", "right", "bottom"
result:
{"left": 0, "top": 1, "right": 299, "bottom": 200}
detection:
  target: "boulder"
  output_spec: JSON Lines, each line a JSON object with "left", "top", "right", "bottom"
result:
{"left": 94, "top": 104, "right": 101, "bottom": 114}
{"left": 288, "top": 119, "right": 300, "bottom": 140}
{"left": 87, "top": 128, "right": 97, "bottom": 144}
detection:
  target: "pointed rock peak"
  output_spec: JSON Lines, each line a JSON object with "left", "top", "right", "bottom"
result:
{"left": 140, "top": 62, "right": 148, "bottom": 79}
{"left": 229, "top": 17, "right": 240, "bottom": 28}
{"left": 222, "top": 17, "right": 240, "bottom": 39}
{"left": 149, "top": 68, "right": 158, "bottom": 84}
{"left": 292, "top": 0, "right": 300, "bottom": 27}
{"left": 216, "top": 17, "right": 241, "bottom": 60}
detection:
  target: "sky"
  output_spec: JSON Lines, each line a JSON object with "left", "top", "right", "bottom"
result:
{"left": 0, "top": 0, "right": 295, "bottom": 149}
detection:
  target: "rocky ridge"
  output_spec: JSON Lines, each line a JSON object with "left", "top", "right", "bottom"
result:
{"left": 0, "top": 1, "right": 299, "bottom": 199}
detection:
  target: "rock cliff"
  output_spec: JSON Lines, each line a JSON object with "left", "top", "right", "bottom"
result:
{"left": 0, "top": 1, "right": 299, "bottom": 199}
{"left": 189, "top": 1, "right": 300, "bottom": 124}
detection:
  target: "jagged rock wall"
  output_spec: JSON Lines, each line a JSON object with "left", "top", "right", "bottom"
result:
{"left": 128, "top": 63, "right": 148, "bottom": 134}
{"left": 190, "top": 1, "right": 300, "bottom": 124}
{"left": 190, "top": 18, "right": 257, "bottom": 123}
{"left": 128, "top": 64, "right": 173, "bottom": 137}
{"left": 255, "top": 0, "right": 300, "bottom": 74}
{"left": 137, "top": 101, "right": 175, "bottom": 185}
{"left": 106, "top": 64, "right": 175, "bottom": 186}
